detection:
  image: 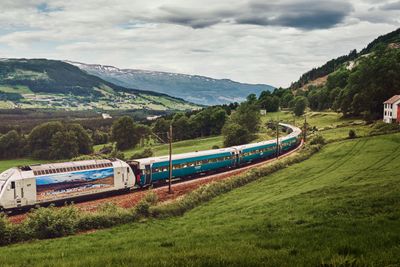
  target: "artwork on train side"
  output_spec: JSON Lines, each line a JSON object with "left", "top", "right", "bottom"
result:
{"left": 36, "top": 168, "right": 114, "bottom": 201}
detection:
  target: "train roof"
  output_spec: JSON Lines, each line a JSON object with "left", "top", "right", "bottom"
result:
{"left": 20, "top": 158, "right": 120, "bottom": 172}
{"left": 130, "top": 123, "right": 301, "bottom": 167}
{"left": 130, "top": 147, "right": 236, "bottom": 166}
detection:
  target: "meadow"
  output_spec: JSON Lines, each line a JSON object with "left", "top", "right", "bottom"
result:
{"left": 0, "top": 133, "right": 398, "bottom": 266}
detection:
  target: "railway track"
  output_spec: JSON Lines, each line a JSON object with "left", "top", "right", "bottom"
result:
{"left": 8, "top": 140, "right": 304, "bottom": 224}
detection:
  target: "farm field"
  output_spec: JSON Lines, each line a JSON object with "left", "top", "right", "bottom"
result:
{"left": 1, "top": 133, "right": 399, "bottom": 266}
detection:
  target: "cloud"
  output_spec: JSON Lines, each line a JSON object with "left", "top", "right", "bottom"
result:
{"left": 0, "top": 0, "right": 398, "bottom": 87}
{"left": 236, "top": 0, "right": 354, "bottom": 30}
{"left": 380, "top": 1, "right": 400, "bottom": 10}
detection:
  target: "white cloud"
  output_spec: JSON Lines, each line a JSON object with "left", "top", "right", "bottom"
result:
{"left": 0, "top": 0, "right": 399, "bottom": 87}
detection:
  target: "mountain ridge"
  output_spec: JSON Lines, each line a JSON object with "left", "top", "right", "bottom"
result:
{"left": 0, "top": 58, "right": 200, "bottom": 111}
{"left": 67, "top": 61, "right": 275, "bottom": 106}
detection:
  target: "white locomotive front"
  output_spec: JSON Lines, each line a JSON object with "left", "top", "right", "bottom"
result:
{"left": 0, "top": 159, "right": 135, "bottom": 210}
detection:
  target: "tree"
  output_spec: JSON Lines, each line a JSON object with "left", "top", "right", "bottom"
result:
{"left": 66, "top": 123, "right": 93, "bottom": 155}
{"left": 292, "top": 96, "right": 308, "bottom": 116}
{"left": 111, "top": 116, "right": 140, "bottom": 150}
{"left": 29, "top": 121, "right": 64, "bottom": 159}
{"left": 153, "top": 118, "right": 170, "bottom": 136}
{"left": 0, "top": 130, "right": 25, "bottom": 159}
{"left": 259, "top": 93, "right": 280, "bottom": 112}
{"left": 222, "top": 122, "right": 252, "bottom": 147}
{"left": 231, "top": 95, "right": 261, "bottom": 133}
{"left": 49, "top": 131, "right": 79, "bottom": 159}
{"left": 92, "top": 130, "right": 109, "bottom": 145}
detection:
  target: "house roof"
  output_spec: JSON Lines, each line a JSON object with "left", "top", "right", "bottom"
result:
{"left": 384, "top": 95, "right": 400, "bottom": 104}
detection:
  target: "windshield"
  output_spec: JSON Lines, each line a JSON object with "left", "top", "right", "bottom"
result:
{"left": 0, "top": 169, "right": 14, "bottom": 192}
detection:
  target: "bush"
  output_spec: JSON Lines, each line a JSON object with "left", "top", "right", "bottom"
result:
{"left": 136, "top": 191, "right": 158, "bottom": 217}
{"left": 370, "top": 121, "right": 400, "bottom": 135}
{"left": 23, "top": 205, "right": 79, "bottom": 239}
{"left": 309, "top": 134, "right": 326, "bottom": 145}
{"left": 212, "top": 145, "right": 220, "bottom": 149}
{"left": 348, "top": 129, "right": 357, "bottom": 139}
{"left": 0, "top": 214, "right": 12, "bottom": 246}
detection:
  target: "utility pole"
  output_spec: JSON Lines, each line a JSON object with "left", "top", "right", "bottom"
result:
{"left": 167, "top": 124, "right": 173, "bottom": 194}
{"left": 276, "top": 114, "right": 280, "bottom": 158}
{"left": 303, "top": 114, "right": 307, "bottom": 143}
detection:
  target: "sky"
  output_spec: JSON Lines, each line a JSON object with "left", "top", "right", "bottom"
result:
{"left": 0, "top": 0, "right": 399, "bottom": 87}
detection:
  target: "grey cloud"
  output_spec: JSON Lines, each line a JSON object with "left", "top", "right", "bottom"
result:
{"left": 158, "top": 0, "right": 354, "bottom": 30}
{"left": 380, "top": 1, "right": 400, "bottom": 10}
{"left": 236, "top": 1, "right": 354, "bottom": 29}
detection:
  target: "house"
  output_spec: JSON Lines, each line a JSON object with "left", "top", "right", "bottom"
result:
{"left": 383, "top": 95, "right": 400, "bottom": 123}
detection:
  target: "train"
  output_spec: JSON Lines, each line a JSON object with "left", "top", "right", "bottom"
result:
{"left": 0, "top": 123, "right": 302, "bottom": 211}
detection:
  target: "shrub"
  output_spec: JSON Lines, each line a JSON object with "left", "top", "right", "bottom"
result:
{"left": 23, "top": 205, "right": 80, "bottom": 239}
{"left": 136, "top": 191, "right": 159, "bottom": 217}
{"left": 348, "top": 129, "right": 357, "bottom": 139}
{"left": 212, "top": 145, "right": 220, "bottom": 149}
{"left": 0, "top": 214, "right": 12, "bottom": 246}
{"left": 309, "top": 134, "right": 326, "bottom": 145}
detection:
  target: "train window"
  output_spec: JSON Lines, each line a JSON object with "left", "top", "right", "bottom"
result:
{"left": 183, "top": 164, "right": 187, "bottom": 168}
{"left": 189, "top": 163, "right": 195, "bottom": 167}
{"left": 33, "top": 171, "right": 38, "bottom": 176}
{"left": 127, "top": 167, "right": 130, "bottom": 173}
{"left": 11, "top": 181, "right": 15, "bottom": 189}
{"left": 163, "top": 168, "right": 168, "bottom": 172}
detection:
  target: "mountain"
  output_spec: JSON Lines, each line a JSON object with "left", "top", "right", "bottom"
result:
{"left": 290, "top": 28, "right": 400, "bottom": 90}
{"left": 67, "top": 61, "right": 275, "bottom": 106}
{"left": 0, "top": 59, "right": 200, "bottom": 111}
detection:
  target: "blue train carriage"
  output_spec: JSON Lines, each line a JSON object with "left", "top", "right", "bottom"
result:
{"left": 279, "top": 123, "right": 303, "bottom": 153}
{"left": 0, "top": 159, "right": 134, "bottom": 210}
{"left": 128, "top": 148, "right": 238, "bottom": 187}
{"left": 233, "top": 139, "right": 278, "bottom": 165}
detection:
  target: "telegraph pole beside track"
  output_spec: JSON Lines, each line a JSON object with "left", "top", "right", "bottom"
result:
{"left": 303, "top": 115, "right": 307, "bottom": 142}
{"left": 276, "top": 116, "right": 280, "bottom": 158}
{"left": 168, "top": 124, "right": 173, "bottom": 194}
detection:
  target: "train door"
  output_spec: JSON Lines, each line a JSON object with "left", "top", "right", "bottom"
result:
{"left": 12, "top": 180, "right": 27, "bottom": 207}
{"left": 145, "top": 165, "right": 152, "bottom": 185}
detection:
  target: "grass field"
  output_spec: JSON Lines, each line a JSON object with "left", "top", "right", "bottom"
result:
{"left": 1, "top": 133, "right": 398, "bottom": 266}
{"left": 0, "top": 158, "right": 46, "bottom": 173}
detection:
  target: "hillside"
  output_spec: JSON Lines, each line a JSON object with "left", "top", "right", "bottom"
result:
{"left": 0, "top": 133, "right": 399, "bottom": 266}
{"left": 67, "top": 61, "right": 275, "bottom": 106}
{"left": 291, "top": 27, "right": 400, "bottom": 90}
{"left": 0, "top": 59, "right": 200, "bottom": 111}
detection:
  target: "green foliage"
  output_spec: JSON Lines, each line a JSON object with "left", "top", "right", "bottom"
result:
{"left": 23, "top": 205, "right": 79, "bottom": 239}
{"left": 258, "top": 91, "right": 280, "bottom": 112}
{"left": 370, "top": 121, "right": 400, "bottom": 135}
{"left": 292, "top": 96, "right": 308, "bottom": 116}
{"left": 49, "top": 131, "right": 79, "bottom": 159}
{"left": 0, "top": 214, "right": 12, "bottom": 246}
{"left": 222, "top": 122, "right": 252, "bottom": 146}
{"left": 231, "top": 95, "right": 261, "bottom": 133}
{"left": 0, "top": 130, "right": 26, "bottom": 159}
{"left": 111, "top": 116, "right": 140, "bottom": 150}
{"left": 348, "top": 129, "right": 357, "bottom": 139}
{"left": 28, "top": 121, "right": 93, "bottom": 160}
{"left": 309, "top": 134, "right": 326, "bottom": 145}
{"left": 92, "top": 129, "right": 109, "bottom": 145}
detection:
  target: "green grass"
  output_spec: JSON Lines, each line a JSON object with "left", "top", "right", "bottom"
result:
{"left": 0, "top": 85, "right": 33, "bottom": 94}
{"left": 1, "top": 133, "right": 399, "bottom": 266}
{"left": 0, "top": 158, "right": 46, "bottom": 173}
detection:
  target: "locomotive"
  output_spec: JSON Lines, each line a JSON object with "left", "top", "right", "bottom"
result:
{"left": 0, "top": 123, "right": 301, "bottom": 211}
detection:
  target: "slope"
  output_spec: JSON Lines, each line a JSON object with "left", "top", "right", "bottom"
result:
{"left": 68, "top": 61, "right": 275, "bottom": 106}
{"left": 291, "top": 27, "right": 400, "bottom": 90}
{"left": 0, "top": 59, "right": 200, "bottom": 111}
{"left": 0, "top": 133, "right": 399, "bottom": 266}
